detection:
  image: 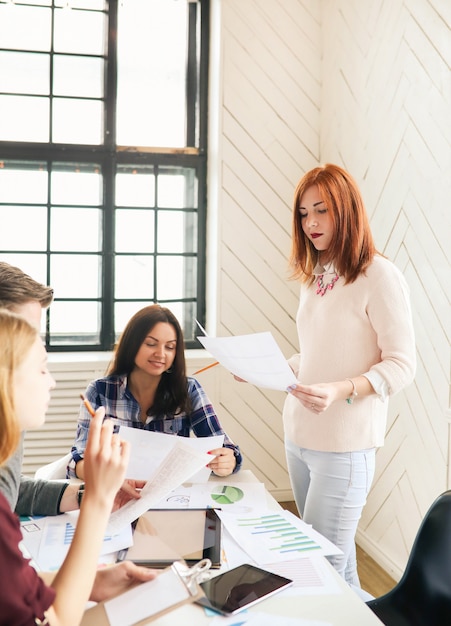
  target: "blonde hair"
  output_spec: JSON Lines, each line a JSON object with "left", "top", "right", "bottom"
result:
{"left": 0, "top": 309, "right": 38, "bottom": 465}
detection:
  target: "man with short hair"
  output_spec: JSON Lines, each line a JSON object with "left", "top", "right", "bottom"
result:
{"left": 0, "top": 261, "right": 142, "bottom": 515}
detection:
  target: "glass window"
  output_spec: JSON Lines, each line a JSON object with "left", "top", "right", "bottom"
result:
{"left": 0, "top": 206, "right": 48, "bottom": 250}
{"left": 50, "top": 207, "right": 102, "bottom": 252}
{"left": 53, "top": 55, "right": 104, "bottom": 98}
{"left": 116, "top": 0, "right": 189, "bottom": 148}
{"left": 0, "top": 95, "right": 50, "bottom": 142}
{"left": 0, "top": 0, "right": 208, "bottom": 350}
{"left": 0, "top": 51, "right": 50, "bottom": 95}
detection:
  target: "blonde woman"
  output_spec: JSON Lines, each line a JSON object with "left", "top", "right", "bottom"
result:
{"left": 0, "top": 309, "right": 157, "bottom": 626}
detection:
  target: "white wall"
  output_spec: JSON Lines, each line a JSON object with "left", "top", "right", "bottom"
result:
{"left": 203, "top": 0, "right": 323, "bottom": 501}
{"left": 206, "top": 0, "right": 451, "bottom": 580}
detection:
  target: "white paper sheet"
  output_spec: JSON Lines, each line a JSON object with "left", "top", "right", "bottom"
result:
{"left": 210, "top": 611, "right": 331, "bottom": 626}
{"left": 106, "top": 439, "right": 212, "bottom": 535}
{"left": 104, "top": 566, "right": 191, "bottom": 626}
{"left": 118, "top": 426, "right": 224, "bottom": 482}
{"left": 264, "top": 556, "right": 342, "bottom": 596}
{"left": 188, "top": 481, "right": 268, "bottom": 512}
{"left": 216, "top": 508, "right": 342, "bottom": 565}
{"left": 197, "top": 332, "right": 297, "bottom": 391}
{"left": 21, "top": 512, "right": 133, "bottom": 572}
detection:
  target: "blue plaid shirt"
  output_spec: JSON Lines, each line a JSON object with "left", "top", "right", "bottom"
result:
{"left": 68, "top": 375, "right": 241, "bottom": 478}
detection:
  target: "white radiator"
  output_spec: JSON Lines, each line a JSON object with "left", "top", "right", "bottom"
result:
{"left": 22, "top": 357, "right": 110, "bottom": 477}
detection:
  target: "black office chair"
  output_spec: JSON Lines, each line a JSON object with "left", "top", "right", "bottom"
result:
{"left": 366, "top": 490, "right": 451, "bottom": 626}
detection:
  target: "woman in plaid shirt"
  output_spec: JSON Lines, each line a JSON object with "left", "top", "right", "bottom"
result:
{"left": 69, "top": 305, "right": 242, "bottom": 481}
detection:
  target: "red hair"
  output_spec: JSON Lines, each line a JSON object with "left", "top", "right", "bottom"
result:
{"left": 289, "top": 163, "right": 376, "bottom": 283}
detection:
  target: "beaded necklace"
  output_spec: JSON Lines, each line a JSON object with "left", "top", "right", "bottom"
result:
{"left": 316, "top": 271, "right": 339, "bottom": 296}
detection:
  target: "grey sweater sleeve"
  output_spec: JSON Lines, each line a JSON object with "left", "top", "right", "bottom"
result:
{"left": 0, "top": 439, "right": 23, "bottom": 509}
{"left": 0, "top": 435, "right": 68, "bottom": 516}
{"left": 16, "top": 475, "right": 69, "bottom": 517}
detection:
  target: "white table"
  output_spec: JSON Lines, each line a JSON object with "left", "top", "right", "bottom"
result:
{"left": 82, "top": 470, "right": 383, "bottom": 625}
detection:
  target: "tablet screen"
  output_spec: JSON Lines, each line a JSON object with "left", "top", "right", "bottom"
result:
{"left": 197, "top": 563, "right": 293, "bottom": 615}
{"left": 122, "top": 508, "right": 221, "bottom": 568}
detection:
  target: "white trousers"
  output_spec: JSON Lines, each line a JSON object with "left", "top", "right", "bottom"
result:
{"left": 285, "top": 439, "right": 376, "bottom": 587}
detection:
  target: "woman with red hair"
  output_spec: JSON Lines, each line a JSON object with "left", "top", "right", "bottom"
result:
{"left": 284, "top": 163, "right": 416, "bottom": 593}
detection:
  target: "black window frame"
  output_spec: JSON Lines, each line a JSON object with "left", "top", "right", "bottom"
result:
{"left": 0, "top": 0, "right": 210, "bottom": 351}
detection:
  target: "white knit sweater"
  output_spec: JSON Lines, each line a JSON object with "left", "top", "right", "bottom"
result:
{"left": 283, "top": 255, "right": 416, "bottom": 452}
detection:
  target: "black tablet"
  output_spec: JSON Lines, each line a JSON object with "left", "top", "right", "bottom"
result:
{"left": 119, "top": 508, "right": 222, "bottom": 568}
{"left": 196, "top": 563, "right": 293, "bottom": 615}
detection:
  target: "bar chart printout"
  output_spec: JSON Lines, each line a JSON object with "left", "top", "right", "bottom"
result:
{"left": 217, "top": 510, "right": 342, "bottom": 564}
{"left": 242, "top": 513, "right": 320, "bottom": 555}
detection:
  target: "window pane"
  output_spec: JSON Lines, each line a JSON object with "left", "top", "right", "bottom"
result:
{"left": 157, "top": 210, "right": 197, "bottom": 254}
{"left": 50, "top": 207, "right": 102, "bottom": 252}
{"left": 0, "top": 1, "right": 207, "bottom": 351}
{"left": 53, "top": 55, "right": 104, "bottom": 98}
{"left": 0, "top": 206, "right": 47, "bottom": 250}
{"left": 0, "top": 254, "right": 47, "bottom": 288}
{"left": 0, "top": 4, "right": 51, "bottom": 52}
{"left": 49, "top": 301, "right": 101, "bottom": 346}
{"left": 51, "top": 166, "right": 102, "bottom": 205}
{"left": 54, "top": 8, "right": 106, "bottom": 55}
{"left": 52, "top": 98, "right": 103, "bottom": 144}
{"left": 116, "top": 167, "right": 155, "bottom": 207}
{"left": 156, "top": 256, "right": 197, "bottom": 300}
{"left": 0, "top": 164, "right": 48, "bottom": 203}
{"left": 55, "top": 0, "right": 106, "bottom": 9}
{"left": 157, "top": 169, "right": 198, "bottom": 209}
{"left": 50, "top": 254, "right": 101, "bottom": 298}
{"left": 115, "top": 256, "right": 154, "bottom": 299}
{"left": 116, "top": 209, "right": 155, "bottom": 253}
{"left": 0, "top": 51, "right": 50, "bottom": 95}
{"left": 116, "top": 0, "right": 188, "bottom": 147}
{"left": 158, "top": 300, "right": 197, "bottom": 342}
{"left": 115, "top": 301, "right": 150, "bottom": 339}
{"left": 0, "top": 95, "right": 49, "bottom": 142}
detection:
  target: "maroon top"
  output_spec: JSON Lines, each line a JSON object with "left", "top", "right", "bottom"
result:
{"left": 0, "top": 492, "right": 55, "bottom": 625}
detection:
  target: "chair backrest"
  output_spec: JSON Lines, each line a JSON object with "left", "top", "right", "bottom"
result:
{"left": 392, "top": 490, "right": 451, "bottom": 624}
{"left": 34, "top": 452, "right": 72, "bottom": 480}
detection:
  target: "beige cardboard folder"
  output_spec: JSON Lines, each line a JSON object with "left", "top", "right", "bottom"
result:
{"left": 80, "top": 559, "right": 211, "bottom": 626}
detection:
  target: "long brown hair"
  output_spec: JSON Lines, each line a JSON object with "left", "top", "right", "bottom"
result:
{"left": 108, "top": 305, "right": 190, "bottom": 415}
{"left": 0, "top": 309, "right": 38, "bottom": 465}
{"left": 289, "top": 163, "right": 376, "bottom": 283}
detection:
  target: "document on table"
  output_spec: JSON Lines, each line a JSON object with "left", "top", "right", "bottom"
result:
{"left": 210, "top": 612, "right": 332, "bottom": 626}
{"left": 265, "top": 557, "right": 342, "bottom": 596}
{"left": 102, "top": 564, "right": 198, "bottom": 626}
{"left": 106, "top": 439, "right": 212, "bottom": 535}
{"left": 197, "top": 331, "right": 297, "bottom": 391}
{"left": 188, "top": 481, "right": 268, "bottom": 511}
{"left": 20, "top": 512, "right": 133, "bottom": 572}
{"left": 216, "top": 508, "right": 342, "bottom": 565}
{"left": 118, "top": 426, "right": 224, "bottom": 482}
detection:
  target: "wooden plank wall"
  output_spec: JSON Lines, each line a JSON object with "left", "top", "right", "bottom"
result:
{"left": 320, "top": 0, "right": 451, "bottom": 580}
{"left": 203, "top": 0, "right": 323, "bottom": 502}
{"left": 207, "top": 0, "right": 451, "bottom": 580}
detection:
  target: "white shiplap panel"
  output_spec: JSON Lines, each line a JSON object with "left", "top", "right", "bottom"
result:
{"left": 318, "top": 0, "right": 451, "bottom": 580}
